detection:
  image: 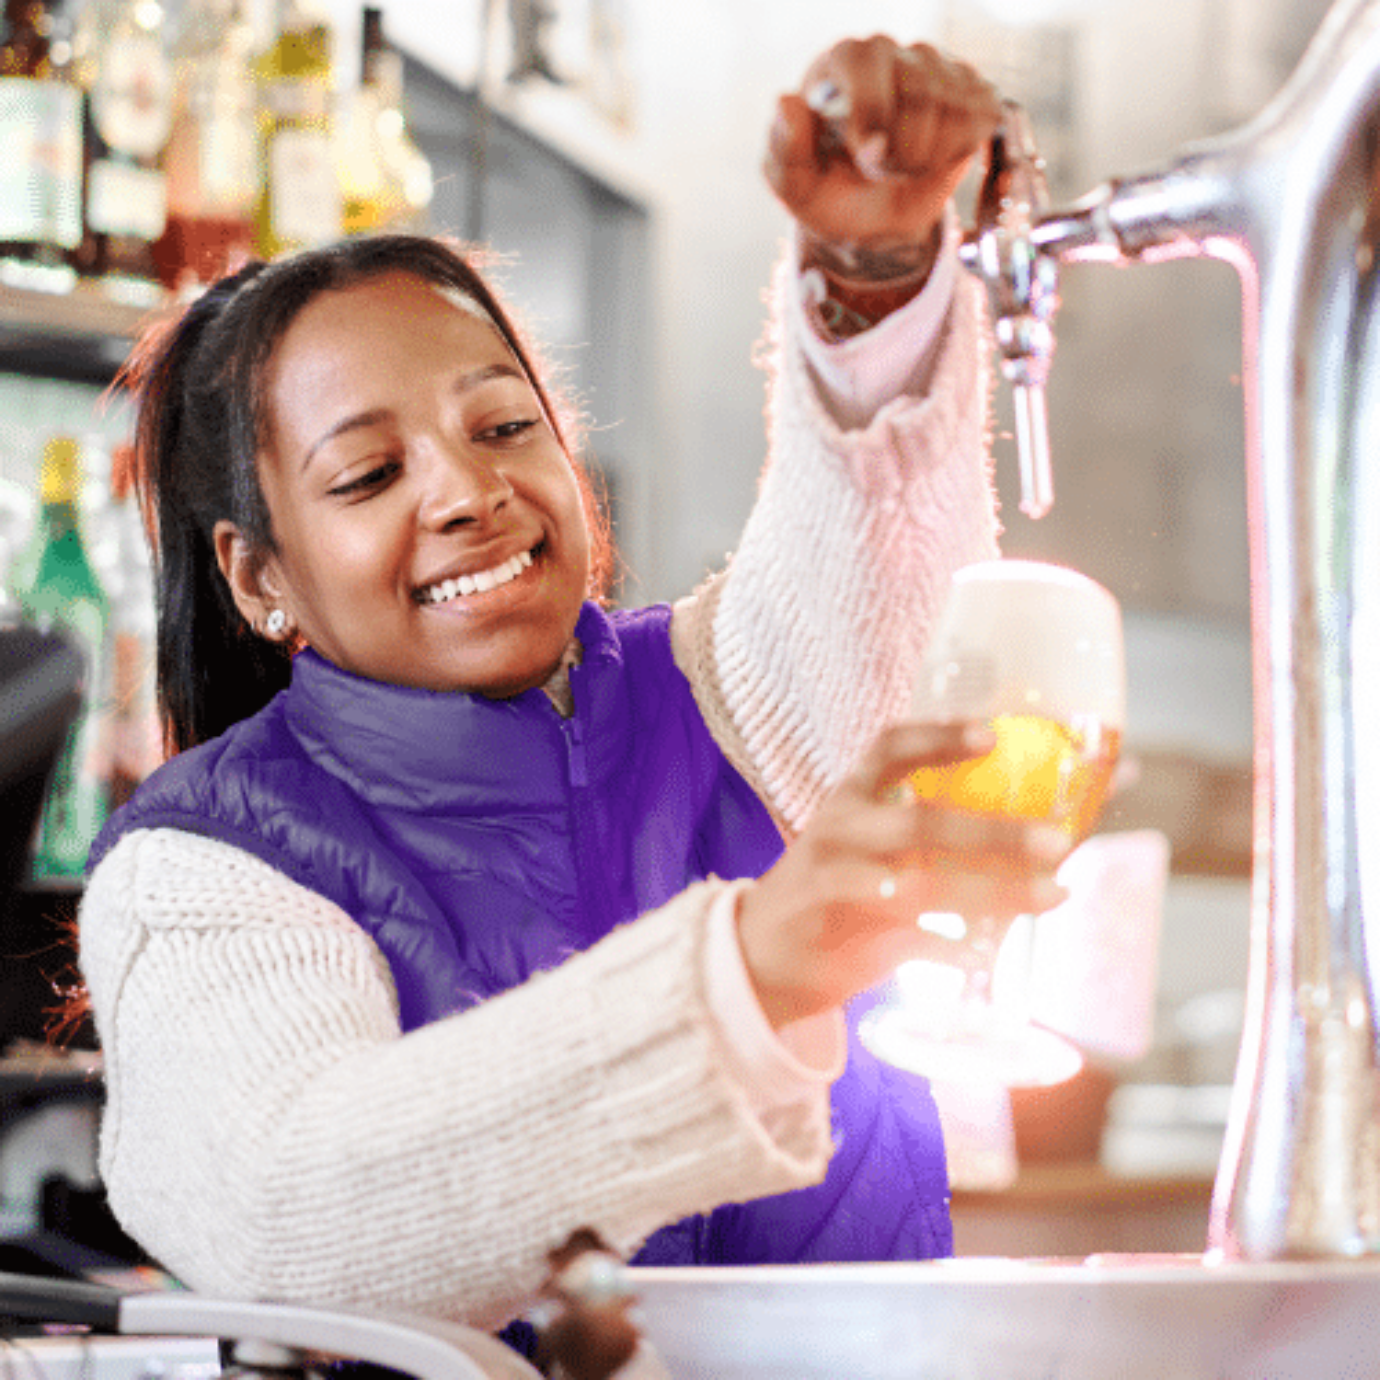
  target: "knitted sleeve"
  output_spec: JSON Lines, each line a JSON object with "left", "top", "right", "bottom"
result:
{"left": 674, "top": 259, "right": 1001, "bottom": 835}
{"left": 79, "top": 828, "right": 833, "bottom": 1330}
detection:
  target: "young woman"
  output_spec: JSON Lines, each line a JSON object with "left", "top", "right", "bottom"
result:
{"left": 77, "top": 35, "right": 1053, "bottom": 1341}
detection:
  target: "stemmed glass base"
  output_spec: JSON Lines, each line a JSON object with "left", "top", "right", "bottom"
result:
{"left": 859, "top": 995, "right": 1083, "bottom": 1088}
{"left": 858, "top": 945, "right": 1084, "bottom": 1088}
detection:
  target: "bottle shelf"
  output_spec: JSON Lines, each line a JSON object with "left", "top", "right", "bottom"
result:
{"left": 0, "top": 279, "right": 166, "bottom": 386}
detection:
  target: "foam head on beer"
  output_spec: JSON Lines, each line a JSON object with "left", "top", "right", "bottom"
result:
{"left": 907, "top": 559, "right": 1125, "bottom": 843}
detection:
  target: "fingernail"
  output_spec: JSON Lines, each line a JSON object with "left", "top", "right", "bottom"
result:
{"left": 856, "top": 133, "right": 888, "bottom": 180}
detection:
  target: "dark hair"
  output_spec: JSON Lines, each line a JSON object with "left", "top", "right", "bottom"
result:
{"left": 122, "top": 234, "right": 612, "bottom": 756}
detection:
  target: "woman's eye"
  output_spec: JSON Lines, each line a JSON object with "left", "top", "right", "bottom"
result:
{"left": 479, "top": 417, "right": 539, "bottom": 443}
{"left": 327, "top": 460, "right": 400, "bottom": 497}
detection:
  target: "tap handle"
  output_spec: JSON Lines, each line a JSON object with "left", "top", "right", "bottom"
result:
{"left": 961, "top": 100, "right": 1060, "bottom": 519}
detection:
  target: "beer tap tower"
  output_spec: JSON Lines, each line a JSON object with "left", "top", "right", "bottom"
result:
{"left": 960, "top": 0, "right": 1380, "bottom": 1262}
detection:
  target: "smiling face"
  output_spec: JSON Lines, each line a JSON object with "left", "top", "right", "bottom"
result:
{"left": 217, "top": 271, "right": 591, "bottom": 697}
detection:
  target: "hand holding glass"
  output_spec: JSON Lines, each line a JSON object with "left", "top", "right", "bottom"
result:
{"left": 859, "top": 559, "right": 1126, "bottom": 1087}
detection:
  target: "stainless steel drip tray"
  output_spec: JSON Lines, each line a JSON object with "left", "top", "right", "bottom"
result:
{"left": 623, "top": 1255, "right": 1380, "bottom": 1380}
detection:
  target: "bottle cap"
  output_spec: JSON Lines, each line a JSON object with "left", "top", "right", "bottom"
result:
{"left": 40, "top": 436, "right": 82, "bottom": 505}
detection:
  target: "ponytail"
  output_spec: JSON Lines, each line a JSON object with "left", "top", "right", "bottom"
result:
{"left": 123, "top": 265, "right": 291, "bottom": 755}
{"left": 154, "top": 512, "right": 292, "bottom": 757}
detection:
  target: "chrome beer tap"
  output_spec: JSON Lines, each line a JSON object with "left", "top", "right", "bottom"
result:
{"left": 958, "top": 0, "right": 1380, "bottom": 1259}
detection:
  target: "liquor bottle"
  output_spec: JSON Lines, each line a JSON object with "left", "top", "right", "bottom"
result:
{"left": 151, "top": 0, "right": 256, "bottom": 294}
{"left": 0, "top": 0, "right": 83, "bottom": 292}
{"left": 20, "top": 434, "right": 111, "bottom": 880}
{"left": 71, "top": 0, "right": 174, "bottom": 298}
{"left": 338, "top": 5, "right": 430, "bottom": 236}
{"left": 253, "top": 0, "right": 340, "bottom": 259}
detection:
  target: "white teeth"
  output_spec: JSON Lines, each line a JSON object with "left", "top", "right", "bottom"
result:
{"left": 422, "top": 549, "right": 534, "bottom": 605}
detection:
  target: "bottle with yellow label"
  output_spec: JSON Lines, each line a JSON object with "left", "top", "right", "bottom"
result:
{"left": 20, "top": 435, "right": 111, "bottom": 880}
{"left": 338, "top": 5, "right": 431, "bottom": 236}
{"left": 253, "top": 0, "right": 340, "bottom": 258}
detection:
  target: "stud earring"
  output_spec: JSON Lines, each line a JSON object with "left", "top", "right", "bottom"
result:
{"left": 265, "top": 609, "right": 288, "bottom": 637}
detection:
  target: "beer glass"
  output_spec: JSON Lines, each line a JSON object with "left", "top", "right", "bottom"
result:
{"left": 859, "top": 559, "right": 1126, "bottom": 1087}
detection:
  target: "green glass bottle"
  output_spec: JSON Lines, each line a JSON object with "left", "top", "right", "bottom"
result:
{"left": 21, "top": 434, "right": 111, "bottom": 880}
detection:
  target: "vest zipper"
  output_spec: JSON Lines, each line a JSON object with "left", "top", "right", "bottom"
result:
{"left": 561, "top": 713, "right": 588, "bottom": 787}
{"left": 561, "top": 702, "right": 618, "bottom": 932}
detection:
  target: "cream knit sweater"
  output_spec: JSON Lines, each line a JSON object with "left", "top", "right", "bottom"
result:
{"left": 78, "top": 256, "right": 998, "bottom": 1331}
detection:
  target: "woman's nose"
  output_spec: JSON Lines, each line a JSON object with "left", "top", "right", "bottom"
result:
{"left": 418, "top": 446, "right": 514, "bottom": 531}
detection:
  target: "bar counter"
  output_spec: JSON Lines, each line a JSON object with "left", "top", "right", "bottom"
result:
{"left": 951, "top": 1160, "right": 1215, "bottom": 1258}
{"left": 623, "top": 1255, "right": 1380, "bottom": 1379}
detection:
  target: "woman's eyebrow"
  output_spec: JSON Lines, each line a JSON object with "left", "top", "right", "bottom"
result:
{"left": 301, "top": 363, "right": 528, "bottom": 471}
{"left": 302, "top": 408, "right": 391, "bottom": 472}
{"left": 455, "top": 362, "right": 527, "bottom": 394}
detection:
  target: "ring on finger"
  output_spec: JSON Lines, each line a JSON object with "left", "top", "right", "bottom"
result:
{"left": 806, "top": 79, "right": 849, "bottom": 120}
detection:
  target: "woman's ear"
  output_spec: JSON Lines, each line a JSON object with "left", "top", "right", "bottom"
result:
{"left": 213, "top": 521, "right": 291, "bottom": 639}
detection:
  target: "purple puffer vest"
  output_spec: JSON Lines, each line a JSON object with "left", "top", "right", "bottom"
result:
{"left": 90, "top": 601, "right": 952, "bottom": 1271}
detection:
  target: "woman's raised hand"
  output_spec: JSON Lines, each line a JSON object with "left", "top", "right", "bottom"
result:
{"left": 735, "top": 721, "right": 1067, "bottom": 1030}
{"left": 764, "top": 37, "right": 1003, "bottom": 257}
